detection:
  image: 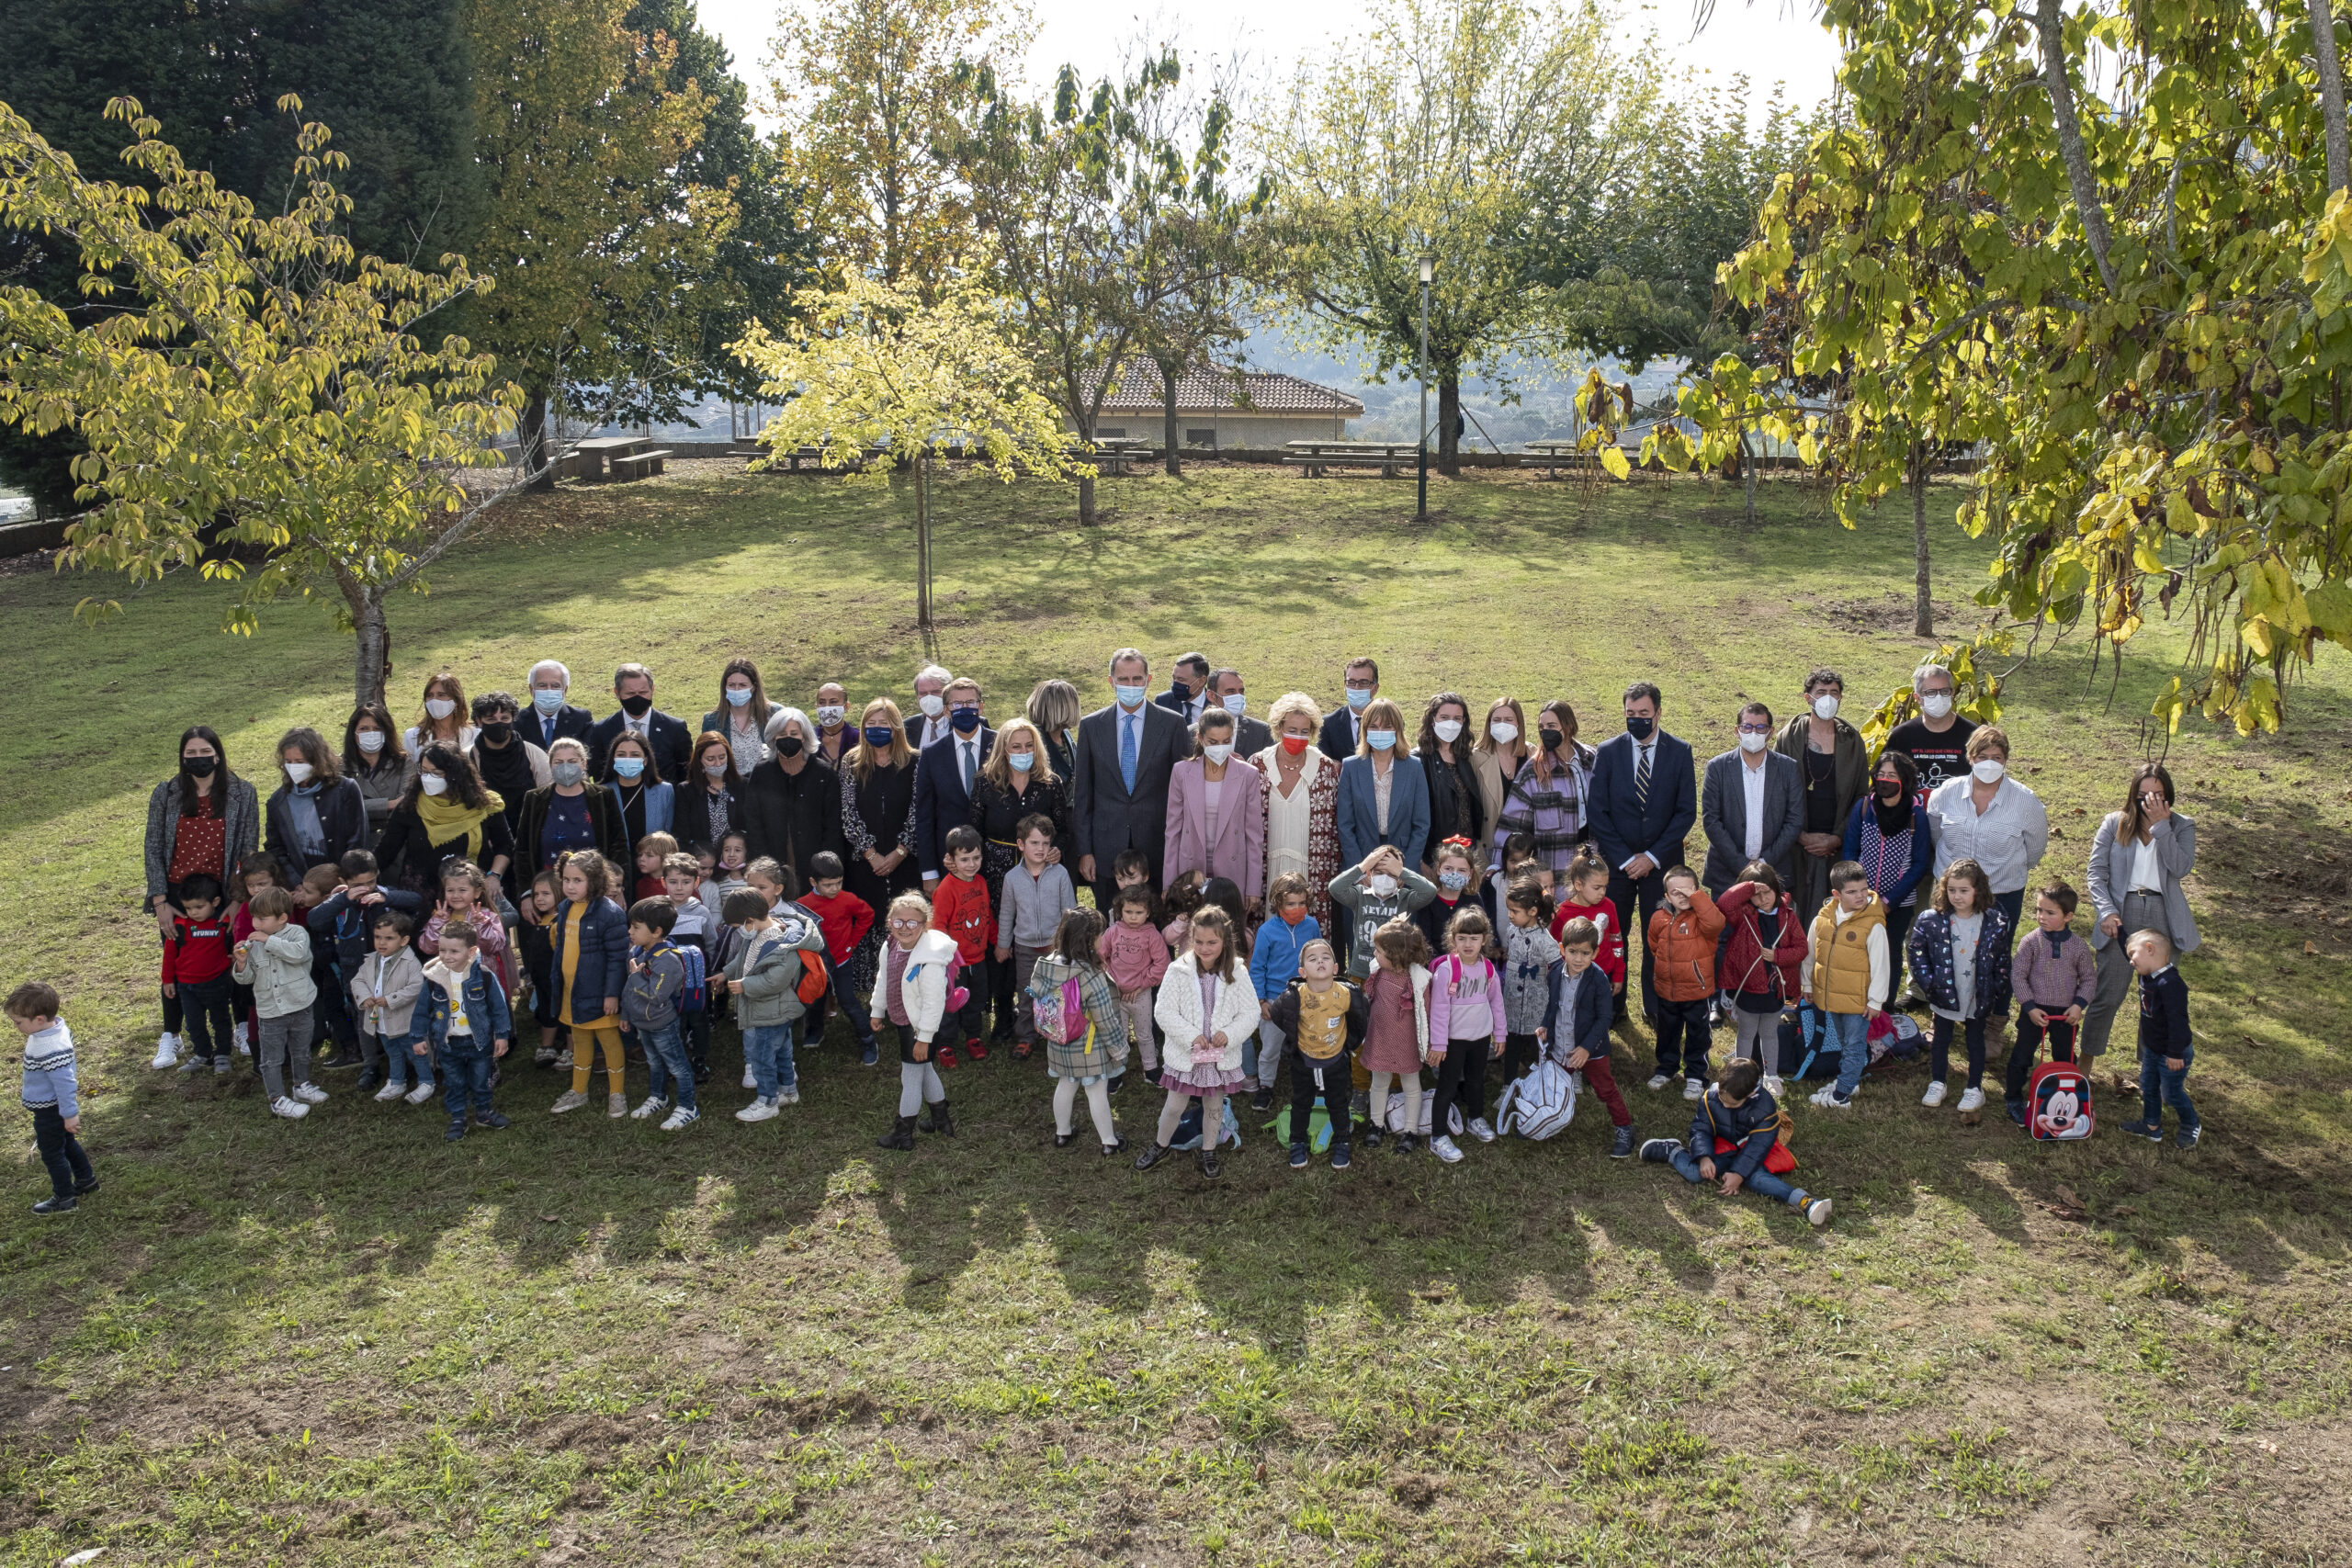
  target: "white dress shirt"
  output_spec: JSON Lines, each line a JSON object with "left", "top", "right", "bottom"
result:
{"left": 1740, "top": 751, "right": 1768, "bottom": 860}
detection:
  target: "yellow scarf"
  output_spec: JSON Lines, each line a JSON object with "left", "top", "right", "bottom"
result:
{"left": 414, "top": 786, "right": 504, "bottom": 861}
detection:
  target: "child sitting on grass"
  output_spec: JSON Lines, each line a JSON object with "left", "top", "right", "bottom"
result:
{"left": 1641, "top": 1057, "right": 1831, "bottom": 1226}
{"left": 2120, "top": 930, "right": 2199, "bottom": 1148}
{"left": 10, "top": 982, "right": 96, "bottom": 1217}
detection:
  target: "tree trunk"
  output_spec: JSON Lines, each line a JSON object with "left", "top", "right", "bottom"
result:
{"left": 1075, "top": 410, "right": 1099, "bottom": 525}
{"left": 1437, "top": 375, "right": 1461, "bottom": 477}
{"left": 351, "top": 587, "right": 391, "bottom": 710}
{"left": 2314, "top": 0, "right": 2351, "bottom": 195}
{"left": 1159, "top": 357, "right": 1182, "bottom": 478}
{"left": 519, "top": 390, "right": 556, "bottom": 493}
{"left": 916, "top": 455, "right": 933, "bottom": 629}
{"left": 1741, "top": 425, "right": 1758, "bottom": 525}
{"left": 2035, "top": 0, "right": 2118, "bottom": 293}
{"left": 1911, "top": 439, "right": 1934, "bottom": 637}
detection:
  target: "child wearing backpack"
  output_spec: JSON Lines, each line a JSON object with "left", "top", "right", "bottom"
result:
{"left": 659, "top": 852, "right": 718, "bottom": 1081}
{"left": 1714, "top": 861, "right": 1809, "bottom": 1098}
{"left": 1264, "top": 937, "right": 1364, "bottom": 1170}
{"left": 1427, "top": 906, "right": 1507, "bottom": 1164}
{"left": 2006, "top": 880, "right": 2097, "bottom": 1126}
{"left": 873, "top": 891, "right": 964, "bottom": 1149}
{"left": 1358, "top": 917, "right": 1432, "bottom": 1154}
{"left": 1641, "top": 1058, "right": 1831, "bottom": 1225}
{"left": 1542, "top": 917, "right": 1637, "bottom": 1157}
{"left": 1905, "top": 857, "right": 2014, "bottom": 1116}
{"left": 1027, "top": 908, "right": 1131, "bottom": 1155}
{"left": 997, "top": 815, "right": 1078, "bottom": 1063}
{"left": 1099, "top": 884, "right": 1171, "bottom": 1085}
{"left": 722, "top": 886, "right": 808, "bottom": 1122}
{"left": 623, "top": 897, "right": 696, "bottom": 1131}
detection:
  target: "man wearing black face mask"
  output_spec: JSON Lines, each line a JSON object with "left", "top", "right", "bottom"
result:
{"left": 469, "top": 694, "right": 551, "bottom": 885}
{"left": 1588, "top": 682, "right": 1698, "bottom": 1040}
{"left": 911, "top": 676, "right": 994, "bottom": 886}
{"left": 587, "top": 662, "right": 693, "bottom": 784}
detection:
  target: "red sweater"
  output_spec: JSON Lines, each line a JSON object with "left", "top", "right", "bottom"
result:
{"left": 1550, "top": 898, "right": 1626, "bottom": 987}
{"left": 164, "top": 914, "right": 235, "bottom": 986}
{"left": 801, "top": 888, "right": 876, "bottom": 964}
{"left": 931, "top": 874, "right": 995, "bottom": 966}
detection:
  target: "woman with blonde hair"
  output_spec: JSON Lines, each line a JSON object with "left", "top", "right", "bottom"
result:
{"left": 1469, "top": 697, "right": 1532, "bottom": 867}
{"left": 1025, "top": 678, "right": 1083, "bottom": 782}
{"left": 1254, "top": 692, "right": 1342, "bottom": 934}
{"left": 1335, "top": 696, "right": 1430, "bottom": 874}
{"left": 842, "top": 697, "right": 921, "bottom": 996}
{"left": 969, "top": 716, "right": 1072, "bottom": 1038}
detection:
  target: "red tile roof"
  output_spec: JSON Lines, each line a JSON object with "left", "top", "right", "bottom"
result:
{"left": 1092, "top": 363, "right": 1365, "bottom": 416}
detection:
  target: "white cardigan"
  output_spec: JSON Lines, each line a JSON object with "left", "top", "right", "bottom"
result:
{"left": 1154, "top": 953, "right": 1261, "bottom": 1076}
{"left": 1404, "top": 963, "right": 1433, "bottom": 1062}
{"left": 871, "top": 930, "right": 963, "bottom": 1042}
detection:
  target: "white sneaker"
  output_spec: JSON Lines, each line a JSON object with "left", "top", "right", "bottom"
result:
{"left": 178, "top": 1055, "right": 200, "bottom": 1076}
{"left": 1921, "top": 1080, "right": 1949, "bottom": 1108}
{"left": 1804, "top": 1197, "right": 1834, "bottom": 1227}
{"left": 1956, "top": 1087, "right": 1985, "bottom": 1113}
{"left": 292, "top": 1082, "right": 328, "bottom": 1105}
{"left": 374, "top": 1079, "right": 406, "bottom": 1102}
{"left": 152, "top": 1033, "right": 180, "bottom": 1069}
{"left": 1762, "top": 1075, "right": 1786, "bottom": 1100}
{"left": 606, "top": 1092, "right": 629, "bottom": 1118}
{"left": 735, "top": 1098, "right": 779, "bottom": 1123}
{"left": 548, "top": 1089, "right": 588, "bottom": 1114}
{"left": 630, "top": 1095, "right": 668, "bottom": 1121}
{"left": 1645, "top": 1074, "right": 1671, "bottom": 1091}
{"left": 1683, "top": 1077, "right": 1705, "bottom": 1100}
{"left": 232, "top": 1022, "right": 251, "bottom": 1055}
{"left": 776, "top": 1086, "right": 801, "bottom": 1106}
{"left": 1429, "top": 1134, "right": 1464, "bottom": 1164}
{"left": 741, "top": 1066, "right": 757, "bottom": 1090}
{"left": 555, "top": 1049, "right": 573, "bottom": 1071}
{"left": 1466, "top": 1117, "right": 1496, "bottom": 1145}
{"left": 659, "top": 1106, "right": 697, "bottom": 1132}
{"left": 212, "top": 1055, "right": 231, "bottom": 1076}
{"left": 1810, "top": 1084, "right": 1854, "bottom": 1109}
{"left": 270, "top": 1096, "right": 310, "bottom": 1120}
{"left": 403, "top": 1083, "right": 435, "bottom": 1106}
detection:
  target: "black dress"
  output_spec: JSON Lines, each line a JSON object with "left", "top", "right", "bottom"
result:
{"left": 841, "top": 758, "right": 919, "bottom": 991}
{"left": 744, "top": 757, "right": 844, "bottom": 885}
{"left": 373, "top": 803, "right": 516, "bottom": 895}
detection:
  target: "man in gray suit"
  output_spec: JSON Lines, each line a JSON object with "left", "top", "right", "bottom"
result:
{"left": 1074, "top": 648, "right": 1194, "bottom": 910}
{"left": 1701, "top": 702, "right": 1804, "bottom": 894}
{"left": 1206, "top": 668, "right": 1274, "bottom": 759}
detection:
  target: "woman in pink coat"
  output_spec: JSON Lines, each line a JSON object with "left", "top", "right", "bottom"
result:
{"left": 1164, "top": 709, "right": 1269, "bottom": 914}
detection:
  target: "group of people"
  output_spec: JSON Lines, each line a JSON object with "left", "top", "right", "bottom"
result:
{"left": 15, "top": 647, "right": 2209, "bottom": 1218}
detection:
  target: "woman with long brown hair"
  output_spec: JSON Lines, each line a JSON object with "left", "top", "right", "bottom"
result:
{"left": 841, "top": 697, "right": 921, "bottom": 997}
{"left": 1493, "top": 698, "right": 1596, "bottom": 878}
{"left": 700, "top": 659, "right": 776, "bottom": 779}
{"left": 2080, "top": 761, "right": 2198, "bottom": 1060}
{"left": 264, "top": 726, "right": 368, "bottom": 882}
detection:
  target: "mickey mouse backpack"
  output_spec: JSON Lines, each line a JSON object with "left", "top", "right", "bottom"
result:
{"left": 2027, "top": 1057, "right": 2095, "bottom": 1141}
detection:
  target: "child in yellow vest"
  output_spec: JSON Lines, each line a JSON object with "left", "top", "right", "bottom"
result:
{"left": 1801, "top": 861, "right": 1888, "bottom": 1110}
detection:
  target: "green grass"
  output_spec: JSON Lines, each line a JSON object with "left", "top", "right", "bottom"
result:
{"left": 2, "top": 459, "right": 2349, "bottom": 1565}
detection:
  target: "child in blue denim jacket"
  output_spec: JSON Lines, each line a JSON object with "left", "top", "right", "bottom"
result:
{"left": 411, "top": 924, "right": 513, "bottom": 1143}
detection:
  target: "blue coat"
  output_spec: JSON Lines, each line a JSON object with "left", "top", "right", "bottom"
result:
{"left": 307, "top": 886, "right": 426, "bottom": 974}
{"left": 548, "top": 897, "right": 630, "bottom": 1021}
{"left": 1905, "top": 904, "right": 2014, "bottom": 1021}
{"left": 1540, "top": 964, "right": 1613, "bottom": 1064}
{"left": 1688, "top": 1085, "right": 1783, "bottom": 1179}
{"left": 1249, "top": 912, "right": 1323, "bottom": 998}
{"left": 1588, "top": 730, "right": 1698, "bottom": 873}
{"left": 1841, "top": 797, "right": 1935, "bottom": 909}
{"left": 1335, "top": 754, "right": 1431, "bottom": 872}
{"left": 407, "top": 956, "right": 514, "bottom": 1049}
{"left": 911, "top": 723, "right": 994, "bottom": 878}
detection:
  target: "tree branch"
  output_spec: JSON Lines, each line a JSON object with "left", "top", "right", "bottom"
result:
{"left": 2034, "top": 0, "right": 2118, "bottom": 293}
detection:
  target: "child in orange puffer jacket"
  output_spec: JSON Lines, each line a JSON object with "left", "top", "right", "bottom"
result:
{"left": 1645, "top": 866, "right": 1724, "bottom": 1100}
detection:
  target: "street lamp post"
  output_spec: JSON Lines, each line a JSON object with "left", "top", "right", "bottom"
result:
{"left": 1418, "top": 251, "right": 1434, "bottom": 522}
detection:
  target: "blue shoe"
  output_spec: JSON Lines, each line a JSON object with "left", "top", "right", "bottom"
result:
{"left": 860, "top": 1044, "right": 879, "bottom": 1066}
{"left": 2176, "top": 1124, "right": 2201, "bottom": 1149}
{"left": 1329, "top": 1143, "right": 1351, "bottom": 1169}
{"left": 2120, "top": 1119, "right": 2163, "bottom": 1142}
{"left": 445, "top": 1122, "right": 468, "bottom": 1142}
{"left": 1288, "top": 1143, "right": 1309, "bottom": 1169}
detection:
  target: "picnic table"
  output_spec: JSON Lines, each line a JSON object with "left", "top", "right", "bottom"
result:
{"left": 1283, "top": 440, "right": 1420, "bottom": 478}
{"left": 1090, "top": 437, "right": 1153, "bottom": 476}
{"left": 571, "top": 435, "right": 673, "bottom": 482}
{"left": 1522, "top": 439, "right": 1589, "bottom": 478}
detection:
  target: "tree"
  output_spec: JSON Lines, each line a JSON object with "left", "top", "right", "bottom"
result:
{"left": 463, "top": 0, "right": 731, "bottom": 480}
{"left": 767, "top": 0, "right": 1015, "bottom": 289}
{"left": 1261, "top": 0, "right": 1655, "bottom": 475}
{"left": 1642, "top": 0, "right": 2352, "bottom": 736}
{"left": 0, "top": 98, "right": 526, "bottom": 707}
{"left": 731, "top": 266, "right": 1083, "bottom": 626}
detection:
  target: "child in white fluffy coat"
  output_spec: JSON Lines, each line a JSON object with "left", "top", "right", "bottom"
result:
{"left": 1135, "top": 907, "right": 1260, "bottom": 1179}
{"left": 872, "top": 891, "right": 966, "bottom": 1147}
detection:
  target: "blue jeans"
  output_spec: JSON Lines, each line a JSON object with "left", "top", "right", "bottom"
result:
{"left": 440, "top": 1035, "right": 494, "bottom": 1127}
{"left": 381, "top": 1030, "right": 433, "bottom": 1089}
{"left": 1668, "top": 1145, "right": 1805, "bottom": 1206}
{"left": 743, "top": 1021, "right": 797, "bottom": 1099}
{"left": 640, "top": 1019, "right": 696, "bottom": 1113}
{"left": 2137, "top": 1042, "right": 2198, "bottom": 1130}
{"left": 1828, "top": 1010, "right": 1871, "bottom": 1097}
{"left": 829, "top": 958, "right": 875, "bottom": 1050}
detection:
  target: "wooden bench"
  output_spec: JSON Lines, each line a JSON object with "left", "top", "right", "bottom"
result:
{"left": 1284, "top": 441, "right": 1419, "bottom": 478}
{"left": 607, "top": 448, "right": 673, "bottom": 480}
{"left": 1522, "top": 439, "right": 1589, "bottom": 478}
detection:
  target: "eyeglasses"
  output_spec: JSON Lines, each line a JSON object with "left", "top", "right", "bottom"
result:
{"left": 1736, "top": 725, "right": 1771, "bottom": 736}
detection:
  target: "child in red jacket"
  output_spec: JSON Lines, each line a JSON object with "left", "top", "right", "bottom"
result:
{"left": 801, "top": 851, "right": 880, "bottom": 1063}
{"left": 929, "top": 827, "right": 995, "bottom": 1066}
{"left": 163, "top": 874, "right": 238, "bottom": 1075}
{"left": 1714, "top": 863, "right": 1809, "bottom": 1096}
{"left": 1550, "top": 850, "right": 1626, "bottom": 1003}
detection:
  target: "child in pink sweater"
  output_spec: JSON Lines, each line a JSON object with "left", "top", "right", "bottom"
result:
{"left": 1426, "top": 905, "right": 1507, "bottom": 1163}
{"left": 1099, "top": 885, "right": 1172, "bottom": 1081}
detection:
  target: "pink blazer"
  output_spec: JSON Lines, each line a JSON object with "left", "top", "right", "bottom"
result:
{"left": 1163, "top": 756, "right": 1268, "bottom": 901}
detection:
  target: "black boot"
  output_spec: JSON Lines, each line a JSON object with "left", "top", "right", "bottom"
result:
{"left": 1134, "top": 1142, "right": 1171, "bottom": 1171}
{"left": 876, "top": 1113, "right": 917, "bottom": 1151}
{"left": 1199, "top": 1145, "right": 1221, "bottom": 1179}
{"left": 919, "top": 1100, "right": 955, "bottom": 1136}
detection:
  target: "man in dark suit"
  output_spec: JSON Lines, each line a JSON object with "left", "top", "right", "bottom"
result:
{"left": 906, "top": 662, "right": 954, "bottom": 751}
{"left": 1073, "top": 648, "right": 1193, "bottom": 909}
{"left": 1700, "top": 702, "right": 1804, "bottom": 894}
{"left": 912, "top": 676, "right": 993, "bottom": 884}
{"left": 1154, "top": 652, "right": 1212, "bottom": 728}
{"left": 1317, "top": 655, "right": 1381, "bottom": 761}
{"left": 1207, "top": 668, "right": 1273, "bottom": 758}
{"left": 1586, "top": 681, "right": 1698, "bottom": 1039}
{"left": 586, "top": 662, "right": 693, "bottom": 783}
{"left": 524, "top": 659, "right": 596, "bottom": 753}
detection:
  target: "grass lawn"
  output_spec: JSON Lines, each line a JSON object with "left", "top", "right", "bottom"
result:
{"left": 2, "top": 458, "right": 2349, "bottom": 1566}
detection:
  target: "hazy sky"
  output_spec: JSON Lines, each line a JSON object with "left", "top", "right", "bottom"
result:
{"left": 697, "top": 0, "right": 1841, "bottom": 124}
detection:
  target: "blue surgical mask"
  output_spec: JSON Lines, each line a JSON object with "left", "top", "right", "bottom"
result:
{"left": 532, "top": 688, "right": 565, "bottom": 714}
{"left": 1346, "top": 687, "right": 1374, "bottom": 711}
{"left": 615, "top": 757, "right": 646, "bottom": 780}
{"left": 863, "top": 726, "right": 897, "bottom": 748}
{"left": 725, "top": 686, "right": 752, "bottom": 707}
{"left": 1009, "top": 751, "right": 1035, "bottom": 773}
{"left": 1114, "top": 683, "right": 1148, "bottom": 708}
{"left": 1221, "top": 694, "right": 1248, "bottom": 716}
{"left": 1367, "top": 728, "right": 1396, "bottom": 751}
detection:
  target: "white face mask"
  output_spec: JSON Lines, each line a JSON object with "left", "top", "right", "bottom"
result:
{"left": 1811, "top": 694, "right": 1840, "bottom": 721}
{"left": 284, "top": 761, "right": 313, "bottom": 784}
{"left": 424, "top": 697, "right": 456, "bottom": 721}
{"left": 918, "top": 693, "right": 944, "bottom": 718}
{"left": 1738, "top": 730, "right": 1770, "bottom": 754}
{"left": 1368, "top": 874, "right": 1398, "bottom": 897}
{"left": 1204, "top": 742, "right": 1234, "bottom": 765}
{"left": 420, "top": 773, "right": 449, "bottom": 796}
{"left": 815, "top": 705, "right": 846, "bottom": 728}
{"left": 1972, "top": 759, "right": 2006, "bottom": 784}
{"left": 1918, "top": 693, "right": 1954, "bottom": 720}
{"left": 356, "top": 729, "right": 386, "bottom": 754}
{"left": 1221, "top": 694, "right": 1248, "bottom": 716}
{"left": 1433, "top": 718, "right": 1464, "bottom": 743}
{"left": 1488, "top": 721, "right": 1519, "bottom": 745}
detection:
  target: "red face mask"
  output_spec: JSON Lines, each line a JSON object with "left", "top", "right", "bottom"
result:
{"left": 1280, "top": 735, "right": 1310, "bottom": 756}
{"left": 1279, "top": 905, "right": 1306, "bottom": 926}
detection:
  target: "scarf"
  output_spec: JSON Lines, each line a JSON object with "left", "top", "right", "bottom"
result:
{"left": 414, "top": 786, "right": 504, "bottom": 860}
{"left": 1869, "top": 790, "right": 1914, "bottom": 838}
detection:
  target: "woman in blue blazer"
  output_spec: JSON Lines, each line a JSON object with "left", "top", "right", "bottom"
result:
{"left": 603, "top": 731, "right": 675, "bottom": 859}
{"left": 1335, "top": 698, "right": 1431, "bottom": 871}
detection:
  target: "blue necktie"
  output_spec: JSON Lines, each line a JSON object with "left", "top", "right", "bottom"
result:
{"left": 1120, "top": 711, "right": 1138, "bottom": 793}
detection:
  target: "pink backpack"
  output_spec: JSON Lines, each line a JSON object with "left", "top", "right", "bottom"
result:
{"left": 1030, "top": 971, "right": 1089, "bottom": 1046}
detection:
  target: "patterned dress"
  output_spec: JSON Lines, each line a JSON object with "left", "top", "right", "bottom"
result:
{"left": 1254, "top": 747, "right": 1341, "bottom": 931}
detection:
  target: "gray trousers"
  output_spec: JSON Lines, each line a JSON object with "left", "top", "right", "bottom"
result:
{"left": 2080, "top": 892, "right": 2171, "bottom": 1061}
{"left": 1731, "top": 1009, "right": 1781, "bottom": 1074}
{"left": 898, "top": 1061, "right": 945, "bottom": 1115}
{"left": 256, "top": 1010, "right": 315, "bottom": 1102}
